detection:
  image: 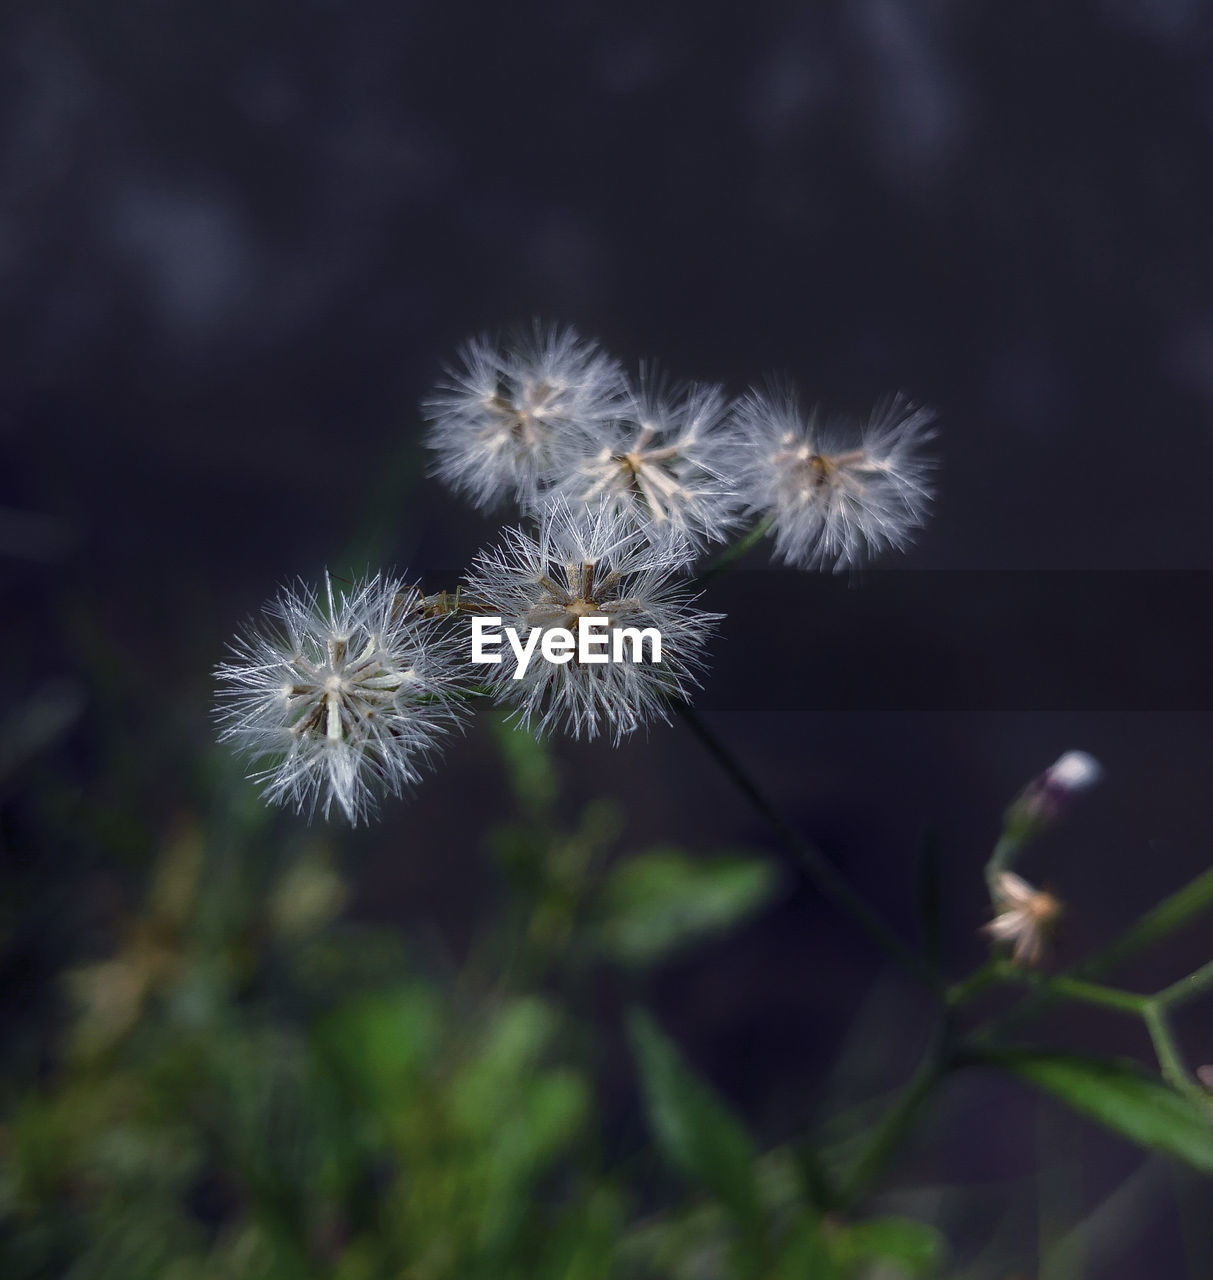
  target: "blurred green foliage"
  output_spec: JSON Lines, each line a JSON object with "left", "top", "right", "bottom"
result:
{"left": 3, "top": 705, "right": 1211, "bottom": 1278}
{"left": 5, "top": 713, "right": 923, "bottom": 1280}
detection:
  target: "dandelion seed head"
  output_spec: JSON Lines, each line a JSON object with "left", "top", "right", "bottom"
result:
{"left": 732, "top": 386, "right": 936, "bottom": 571}
{"left": 422, "top": 322, "right": 628, "bottom": 510}
{"left": 215, "top": 574, "right": 468, "bottom": 824}
{"left": 543, "top": 376, "right": 746, "bottom": 549}
{"left": 464, "top": 499, "right": 723, "bottom": 743}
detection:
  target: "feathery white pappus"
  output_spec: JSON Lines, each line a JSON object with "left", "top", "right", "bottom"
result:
{"left": 731, "top": 387, "right": 936, "bottom": 571}
{"left": 214, "top": 575, "right": 468, "bottom": 824}
{"left": 422, "top": 322, "right": 628, "bottom": 511}
{"left": 543, "top": 375, "right": 746, "bottom": 551}
{"left": 463, "top": 499, "right": 723, "bottom": 743}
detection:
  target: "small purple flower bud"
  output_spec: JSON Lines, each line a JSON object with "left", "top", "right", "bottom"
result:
{"left": 1021, "top": 750, "right": 1103, "bottom": 825}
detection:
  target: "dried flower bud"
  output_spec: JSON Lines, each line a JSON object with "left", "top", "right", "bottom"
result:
{"left": 982, "top": 870, "right": 1063, "bottom": 967}
{"left": 1015, "top": 749, "right": 1104, "bottom": 830}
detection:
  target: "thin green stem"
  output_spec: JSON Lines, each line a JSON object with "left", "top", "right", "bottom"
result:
{"left": 1153, "top": 957, "right": 1213, "bottom": 1011}
{"left": 840, "top": 1012, "right": 952, "bottom": 1206}
{"left": 692, "top": 517, "right": 773, "bottom": 586}
{"left": 954, "top": 953, "right": 1213, "bottom": 1100}
{"left": 1041, "top": 975, "right": 1147, "bottom": 1015}
{"left": 949, "top": 961, "right": 1145, "bottom": 1015}
{"left": 985, "top": 833, "right": 1022, "bottom": 888}
{"left": 946, "top": 959, "right": 1005, "bottom": 1008}
{"left": 676, "top": 702, "right": 934, "bottom": 986}
{"left": 973, "top": 863, "right": 1213, "bottom": 1044}
{"left": 1078, "top": 865, "right": 1213, "bottom": 981}
{"left": 1141, "top": 1001, "right": 1198, "bottom": 1097}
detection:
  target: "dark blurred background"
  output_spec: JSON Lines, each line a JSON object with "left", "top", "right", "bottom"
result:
{"left": 4, "top": 2, "right": 1213, "bottom": 1275}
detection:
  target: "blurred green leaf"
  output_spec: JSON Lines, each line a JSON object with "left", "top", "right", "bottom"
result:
{"left": 771, "top": 1211, "right": 838, "bottom": 1279}
{"left": 316, "top": 984, "right": 443, "bottom": 1105}
{"left": 988, "top": 1049, "right": 1213, "bottom": 1172}
{"left": 450, "top": 997, "right": 560, "bottom": 1133}
{"left": 593, "top": 848, "right": 779, "bottom": 968}
{"left": 832, "top": 1215, "right": 945, "bottom": 1276}
{"left": 627, "top": 1009, "right": 767, "bottom": 1265}
{"left": 490, "top": 713, "right": 558, "bottom": 817}
{"left": 268, "top": 843, "right": 346, "bottom": 939}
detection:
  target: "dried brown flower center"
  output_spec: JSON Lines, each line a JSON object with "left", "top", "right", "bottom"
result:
{"left": 1025, "top": 890, "right": 1062, "bottom": 925}
{"left": 789, "top": 448, "right": 834, "bottom": 490}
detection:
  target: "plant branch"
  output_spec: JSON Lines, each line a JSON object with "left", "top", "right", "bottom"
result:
{"left": 949, "top": 961, "right": 1145, "bottom": 1015}
{"left": 1154, "top": 957, "right": 1213, "bottom": 1010}
{"left": 970, "top": 863, "right": 1213, "bottom": 1044}
{"left": 840, "top": 1011, "right": 952, "bottom": 1207}
{"left": 1078, "top": 865, "right": 1213, "bottom": 982}
{"left": 952, "top": 951, "right": 1213, "bottom": 1100}
{"left": 676, "top": 701, "right": 933, "bottom": 986}
{"left": 1141, "top": 1001, "right": 1200, "bottom": 1097}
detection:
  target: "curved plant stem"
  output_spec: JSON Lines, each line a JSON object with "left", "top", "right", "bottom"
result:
{"left": 840, "top": 1011, "right": 953, "bottom": 1207}
{"left": 1154, "top": 957, "right": 1213, "bottom": 1009}
{"left": 946, "top": 958, "right": 1003, "bottom": 1008}
{"left": 985, "top": 831, "right": 1023, "bottom": 888}
{"left": 1140, "top": 1002, "right": 1196, "bottom": 1096}
{"left": 1079, "top": 866, "right": 1213, "bottom": 982}
{"left": 693, "top": 517, "right": 773, "bottom": 586}
{"left": 1035, "top": 975, "right": 1146, "bottom": 1015}
{"left": 953, "top": 954, "right": 1213, "bottom": 1099}
{"left": 676, "top": 701, "right": 933, "bottom": 985}
{"left": 949, "top": 962, "right": 1145, "bottom": 1015}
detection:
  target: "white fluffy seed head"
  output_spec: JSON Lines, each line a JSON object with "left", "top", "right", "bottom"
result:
{"left": 541, "top": 374, "right": 747, "bottom": 550}
{"left": 731, "top": 386, "right": 936, "bottom": 571}
{"left": 214, "top": 574, "right": 469, "bottom": 824}
{"left": 422, "top": 322, "right": 629, "bottom": 511}
{"left": 463, "top": 498, "right": 723, "bottom": 743}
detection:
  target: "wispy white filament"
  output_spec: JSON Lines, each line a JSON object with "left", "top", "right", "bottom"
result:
{"left": 463, "top": 499, "right": 723, "bottom": 743}
{"left": 214, "top": 575, "right": 468, "bottom": 824}
{"left": 543, "top": 376, "right": 746, "bottom": 549}
{"left": 731, "top": 387, "right": 936, "bottom": 571}
{"left": 422, "top": 322, "right": 628, "bottom": 510}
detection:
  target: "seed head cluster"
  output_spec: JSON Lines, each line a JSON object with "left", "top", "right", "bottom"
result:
{"left": 423, "top": 323, "right": 936, "bottom": 569}
{"left": 216, "top": 320, "right": 939, "bottom": 822}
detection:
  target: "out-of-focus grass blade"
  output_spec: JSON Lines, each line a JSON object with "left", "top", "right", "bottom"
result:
{"left": 627, "top": 1008, "right": 768, "bottom": 1267}
{"left": 983, "top": 1049, "right": 1213, "bottom": 1173}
